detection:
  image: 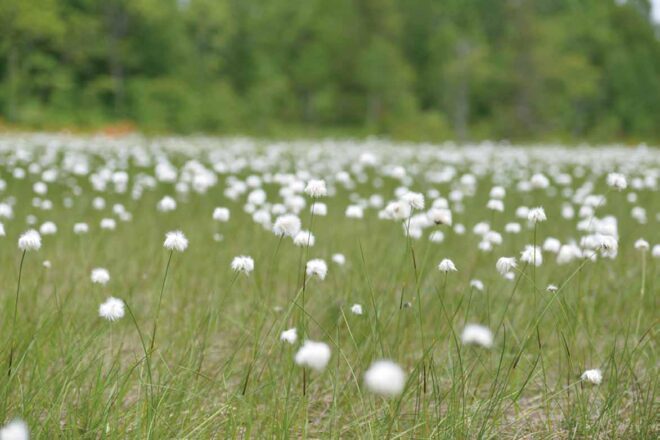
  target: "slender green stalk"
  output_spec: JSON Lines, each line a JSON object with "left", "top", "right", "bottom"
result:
{"left": 150, "top": 250, "right": 173, "bottom": 352}
{"left": 635, "top": 249, "right": 647, "bottom": 335}
{"left": 124, "top": 301, "right": 154, "bottom": 416}
{"left": 299, "top": 207, "right": 315, "bottom": 396}
{"left": 8, "top": 250, "right": 26, "bottom": 378}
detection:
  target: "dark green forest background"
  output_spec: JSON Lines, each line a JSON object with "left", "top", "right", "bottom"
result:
{"left": 1, "top": 0, "right": 659, "bottom": 142}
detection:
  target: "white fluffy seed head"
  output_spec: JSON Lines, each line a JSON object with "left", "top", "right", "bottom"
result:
{"left": 486, "top": 199, "right": 504, "bottom": 212}
{"left": 231, "top": 255, "right": 254, "bottom": 274}
{"left": 18, "top": 229, "right": 41, "bottom": 251}
{"left": 496, "top": 257, "right": 517, "bottom": 276}
{"left": 345, "top": 205, "right": 364, "bottom": 219}
{"left": 527, "top": 207, "right": 547, "bottom": 223}
{"left": 99, "top": 297, "right": 125, "bottom": 322}
{"left": 293, "top": 230, "right": 315, "bottom": 247}
{"left": 273, "top": 214, "right": 301, "bottom": 237}
{"left": 606, "top": 173, "right": 627, "bottom": 190}
{"left": 306, "top": 259, "right": 328, "bottom": 280}
{"left": 542, "top": 237, "right": 561, "bottom": 253}
{"left": 331, "top": 253, "right": 346, "bottom": 265}
{"left": 652, "top": 244, "right": 660, "bottom": 258}
{"left": 157, "top": 195, "right": 177, "bottom": 212}
{"left": 427, "top": 208, "right": 452, "bottom": 226}
{"left": 0, "top": 419, "right": 29, "bottom": 440}
{"left": 163, "top": 230, "right": 188, "bottom": 252}
{"left": 634, "top": 239, "right": 649, "bottom": 251}
{"left": 73, "top": 222, "right": 89, "bottom": 234}
{"left": 91, "top": 268, "right": 110, "bottom": 285}
{"left": 212, "top": 207, "right": 230, "bottom": 222}
{"left": 521, "top": 245, "right": 543, "bottom": 266}
{"left": 505, "top": 222, "right": 521, "bottom": 234}
{"left": 438, "top": 258, "right": 457, "bottom": 273}
{"left": 280, "top": 328, "right": 298, "bottom": 344}
{"left": 581, "top": 368, "right": 603, "bottom": 385}
{"left": 39, "top": 221, "right": 57, "bottom": 235}
{"left": 304, "top": 179, "right": 327, "bottom": 198}
{"left": 350, "top": 304, "right": 363, "bottom": 315}
{"left": 401, "top": 192, "right": 425, "bottom": 210}
{"left": 384, "top": 200, "right": 411, "bottom": 221}
{"left": 461, "top": 324, "right": 494, "bottom": 348}
{"left": 310, "top": 202, "right": 327, "bottom": 216}
{"left": 294, "top": 340, "right": 331, "bottom": 371}
{"left": 364, "top": 360, "right": 406, "bottom": 397}
{"left": 100, "top": 218, "right": 116, "bottom": 230}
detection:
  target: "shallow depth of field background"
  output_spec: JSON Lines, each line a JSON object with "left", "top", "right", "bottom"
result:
{"left": 0, "top": 1, "right": 659, "bottom": 439}
{"left": 0, "top": 0, "right": 659, "bottom": 142}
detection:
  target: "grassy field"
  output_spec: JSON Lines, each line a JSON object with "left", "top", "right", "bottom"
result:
{"left": 0, "top": 135, "right": 657, "bottom": 439}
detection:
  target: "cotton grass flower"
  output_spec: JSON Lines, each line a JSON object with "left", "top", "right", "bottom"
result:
{"left": 438, "top": 259, "right": 457, "bottom": 272}
{"left": 273, "top": 214, "right": 301, "bottom": 237}
{"left": 557, "top": 244, "right": 581, "bottom": 264}
{"left": 607, "top": 173, "right": 627, "bottom": 190}
{"left": 306, "top": 259, "right": 328, "bottom": 280}
{"left": 100, "top": 218, "right": 116, "bottom": 230}
{"left": 280, "top": 328, "right": 298, "bottom": 344}
{"left": 427, "top": 208, "right": 452, "bottom": 226}
{"left": 293, "top": 230, "right": 315, "bottom": 247}
{"left": 18, "top": 229, "right": 41, "bottom": 251}
{"left": 364, "top": 360, "right": 406, "bottom": 397}
{"left": 496, "top": 257, "right": 517, "bottom": 276}
{"left": 542, "top": 237, "right": 561, "bottom": 253}
{"left": 157, "top": 195, "right": 177, "bottom": 212}
{"left": 470, "top": 279, "right": 484, "bottom": 291}
{"left": 505, "top": 222, "right": 521, "bottom": 234}
{"left": 163, "top": 230, "right": 188, "bottom": 252}
{"left": 384, "top": 200, "right": 411, "bottom": 220}
{"left": 331, "top": 253, "right": 346, "bottom": 265}
{"left": 461, "top": 324, "right": 494, "bottom": 348}
{"left": 231, "top": 256, "right": 254, "bottom": 274}
{"left": 39, "top": 221, "right": 57, "bottom": 235}
{"left": 99, "top": 297, "right": 125, "bottom": 322}
{"left": 429, "top": 230, "right": 444, "bottom": 243}
{"left": 527, "top": 207, "right": 547, "bottom": 223}
{"left": 521, "top": 245, "right": 543, "bottom": 266}
{"left": 310, "top": 202, "right": 327, "bottom": 216}
{"left": 91, "top": 268, "right": 110, "bottom": 285}
{"left": 212, "top": 207, "right": 230, "bottom": 222}
{"left": 350, "top": 304, "right": 363, "bottom": 315}
{"left": 345, "top": 205, "right": 364, "bottom": 218}
{"left": 294, "top": 340, "right": 331, "bottom": 371}
{"left": 634, "top": 239, "right": 649, "bottom": 251}
{"left": 652, "top": 245, "right": 660, "bottom": 258}
{"left": 486, "top": 199, "right": 504, "bottom": 212}
{"left": 581, "top": 368, "right": 603, "bottom": 385}
{"left": 401, "top": 192, "right": 425, "bottom": 210}
{"left": 0, "top": 419, "right": 29, "bottom": 440}
{"left": 304, "top": 179, "right": 327, "bottom": 198}
{"left": 73, "top": 222, "right": 89, "bottom": 234}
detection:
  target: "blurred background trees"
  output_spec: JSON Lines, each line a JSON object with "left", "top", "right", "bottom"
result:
{"left": 1, "top": 0, "right": 659, "bottom": 142}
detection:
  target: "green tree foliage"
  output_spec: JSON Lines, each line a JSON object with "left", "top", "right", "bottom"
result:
{"left": 0, "top": 0, "right": 658, "bottom": 141}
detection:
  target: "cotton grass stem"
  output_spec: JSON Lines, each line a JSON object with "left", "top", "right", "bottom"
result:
{"left": 150, "top": 250, "right": 173, "bottom": 353}
{"left": 635, "top": 249, "right": 647, "bottom": 335}
{"left": 7, "top": 250, "right": 26, "bottom": 378}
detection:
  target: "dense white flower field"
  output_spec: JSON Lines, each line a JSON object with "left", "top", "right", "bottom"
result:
{"left": 0, "top": 134, "right": 657, "bottom": 438}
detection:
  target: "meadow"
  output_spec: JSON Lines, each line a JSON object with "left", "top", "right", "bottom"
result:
{"left": 0, "top": 134, "right": 657, "bottom": 439}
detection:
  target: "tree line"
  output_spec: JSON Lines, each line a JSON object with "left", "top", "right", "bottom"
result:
{"left": 1, "top": 0, "right": 659, "bottom": 142}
